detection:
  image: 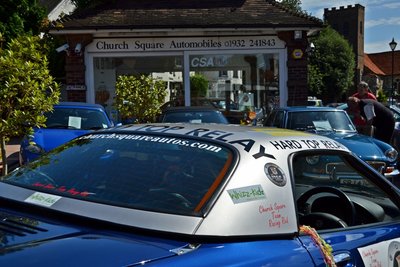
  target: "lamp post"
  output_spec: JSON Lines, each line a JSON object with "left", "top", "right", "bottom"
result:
{"left": 390, "top": 38, "right": 397, "bottom": 105}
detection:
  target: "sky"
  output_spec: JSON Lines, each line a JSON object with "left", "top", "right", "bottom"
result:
{"left": 300, "top": 0, "right": 400, "bottom": 54}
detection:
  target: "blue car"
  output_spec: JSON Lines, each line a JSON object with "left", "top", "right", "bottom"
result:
{"left": 19, "top": 102, "right": 115, "bottom": 165}
{"left": 2, "top": 123, "right": 400, "bottom": 266}
{"left": 264, "top": 106, "right": 399, "bottom": 182}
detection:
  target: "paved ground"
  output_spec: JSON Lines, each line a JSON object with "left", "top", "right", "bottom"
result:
{"left": 0, "top": 137, "right": 21, "bottom": 174}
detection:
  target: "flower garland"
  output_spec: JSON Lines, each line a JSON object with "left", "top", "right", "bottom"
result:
{"left": 299, "top": 225, "right": 336, "bottom": 267}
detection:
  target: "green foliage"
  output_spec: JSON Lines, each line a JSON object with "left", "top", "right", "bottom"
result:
{"left": 376, "top": 88, "right": 388, "bottom": 103}
{"left": 113, "top": 75, "right": 167, "bottom": 123}
{"left": 0, "top": 34, "right": 60, "bottom": 174}
{"left": 190, "top": 74, "right": 208, "bottom": 98}
{"left": 308, "top": 26, "right": 355, "bottom": 102}
{"left": 0, "top": 0, "right": 47, "bottom": 44}
{"left": 279, "top": 0, "right": 303, "bottom": 13}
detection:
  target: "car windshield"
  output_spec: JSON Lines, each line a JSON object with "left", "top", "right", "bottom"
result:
{"left": 4, "top": 132, "right": 233, "bottom": 215}
{"left": 287, "top": 111, "right": 356, "bottom": 132}
{"left": 44, "top": 108, "right": 109, "bottom": 130}
{"left": 163, "top": 110, "right": 228, "bottom": 124}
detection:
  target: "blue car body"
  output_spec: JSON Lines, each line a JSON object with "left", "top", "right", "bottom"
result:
{"left": 19, "top": 102, "right": 114, "bottom": 164}
{"left": 264, "top": 106, "right": 399, "bottom": 180}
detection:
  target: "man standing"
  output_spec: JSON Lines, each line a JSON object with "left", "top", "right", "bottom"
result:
{"left": 347, "top": 97, "right": 394, "bottom": 144}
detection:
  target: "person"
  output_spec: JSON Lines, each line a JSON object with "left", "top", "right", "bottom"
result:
{"left": 351, "top": 81, "right": 377, "bottom": 129}
{"left": 347, "top": 96, "right": 394, "bottom": 144}
{"left": 352, "top": 81, "right": 377, "bottom": 100}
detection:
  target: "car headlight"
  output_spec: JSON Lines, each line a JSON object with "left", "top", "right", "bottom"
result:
{"left": 26, "top": 142, "right": 45, "bottom": 155}
{"left": 385, "top": 148, "right": 398, "bottom": 162}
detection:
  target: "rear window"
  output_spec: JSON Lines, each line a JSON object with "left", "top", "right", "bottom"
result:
{"left": 4, "top": 133, "right": 234, "bottom": 216}
{"left": 45, "top": 107, "right": 109, "bottom": 130}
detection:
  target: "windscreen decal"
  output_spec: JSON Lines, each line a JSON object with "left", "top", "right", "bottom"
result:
{"left": 227, "top": 185, "right": 266, "bottom": 204}
{"left": 81, "top": 133, "right": 222, "bottom": 153}
{"left": 32, "top": 182, "right": 94, "bottom": 197}
{"left": 25, "top": 192, "right": 61, "bottom": 207}
{"left": 358, "top": 238, "right": 400, "bottom": 266}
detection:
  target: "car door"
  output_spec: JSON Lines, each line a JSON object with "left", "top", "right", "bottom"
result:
{"left": 293, "top": 151, "right": 400, "bottom": 267}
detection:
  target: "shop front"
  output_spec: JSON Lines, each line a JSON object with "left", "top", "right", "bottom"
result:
{"left": 85, "top": 36, "right": 285, "bottom": 121}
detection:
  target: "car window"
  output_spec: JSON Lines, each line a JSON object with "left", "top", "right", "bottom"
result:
{"left": 45, "top": 108, "right": 109, "bottom": 130}
{"left": 292, "top": 152, "right": 400, "bottom": 230}
{"left": 4, "top": 133, "right": 234, "bottom": 216}
{"left": 287, "top": 111, "right": 356, "bottom": 131}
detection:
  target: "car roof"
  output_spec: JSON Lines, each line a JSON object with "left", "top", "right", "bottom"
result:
{"left": 162, "top": 106, "right": 221, "bottom": 112}
{"left": 55, "top": 102, "right": 106, "bottom": 110}
{"left": 273, "top": 106, "right": 342, "bottom": 112}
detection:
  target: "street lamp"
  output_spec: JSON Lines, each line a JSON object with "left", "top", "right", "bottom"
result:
{"left": 389, "top": 38, "right": 397, "bottom": 105}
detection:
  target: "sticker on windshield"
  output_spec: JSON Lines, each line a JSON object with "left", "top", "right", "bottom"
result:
{"left": 358, "top": 238, "right": 400, "bottom": 266}
{"left": 25, "top": 192, "right": 61, "bottom": 207}
{"left": 264, "top": 163, "right": 286, "bottom": 186}
{"left": 227, "top": 185, "right": 266, "bottom": 204}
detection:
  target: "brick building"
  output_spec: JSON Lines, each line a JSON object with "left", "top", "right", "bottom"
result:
{"left": 49, "top": 0, "right": 323, "bottom": 118}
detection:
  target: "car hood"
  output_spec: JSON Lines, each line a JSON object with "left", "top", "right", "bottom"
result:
{"left": 318, "top": 131, "right": 385, "bottom": 160}
{"left": 0, "top": 211, "right": 183, "bottom": 266}
{"left": 33, "top": 128, "right": 90, "bottom": 152}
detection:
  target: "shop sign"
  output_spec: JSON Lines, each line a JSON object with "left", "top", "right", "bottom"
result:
{"left": 87, "top": 36, "right": 285, "bottom": 53}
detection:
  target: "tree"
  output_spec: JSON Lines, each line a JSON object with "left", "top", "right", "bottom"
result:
{"left": 0, "top": 35, "right": 60, "bottom": 175}
{"left": 279, "top": 0, "right": 303, "bottom": 13}
{"left": 308, "top": 26, "right": 355, "bottom": 103}
{"left": 0, "top": 0, "right": 47, "bottom": 44}
{"left": 113, "top": 75, "right": 167, "bottom": 123}
{"left": 190, "top": 74, "right": 208, "bottom": 98}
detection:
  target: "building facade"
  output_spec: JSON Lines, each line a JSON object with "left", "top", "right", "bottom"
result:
{"left": 49, "top": 0, "right": 323, "bottom": 120}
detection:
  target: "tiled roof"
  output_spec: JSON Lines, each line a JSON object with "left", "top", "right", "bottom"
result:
{"left": 366, "top": 51, "right": 400, "bottom": 76}
{"left": 364, "top": 54, "right": 385, "bottom": 75}
{"left": 50, "top": 0, "right": 323, "bottom": 31}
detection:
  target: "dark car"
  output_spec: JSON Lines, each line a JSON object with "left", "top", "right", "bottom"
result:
{"left": 264, "top": 106, "right": 399, "bottom": 182}
{"left": 2, "top": 124, "right": 400, "bottom": 266}
{"left": 157, "top": 106, "right": 229, "bottom": 124}
{"left": 19, "top": 102, "right": 115, "bottom": 165}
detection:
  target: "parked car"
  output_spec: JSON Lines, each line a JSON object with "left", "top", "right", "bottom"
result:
{"left": 2, "top": 124, "right": 400, "bottom": 266}
{"left": 161, "top": 97, "right": 264, "bottom": 125}
{"left": 264, "top": 106, "right": 399, "bottom": 183}
{"left": 19, "top": 102, "right": 115, "bottom": 165}
{"left": 157, "top": 106, "right": 229, "bottom": 124}
{"left": 209, "top": 97, "right": 265, "bottom": 125}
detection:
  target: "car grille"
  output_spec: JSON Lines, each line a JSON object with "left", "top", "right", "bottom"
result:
{"left": 326, "top": 161, "right": 386, "bottom": 174}
{"left": 366, "top": 161, "right": 386, "bottom": 173}
{"left": 326, "top": 162, "right": 352, "bottom": 173}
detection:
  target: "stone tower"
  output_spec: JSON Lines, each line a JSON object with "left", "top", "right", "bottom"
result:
{"left": 324, "top": 4, "right": 365, "bottom": 90}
